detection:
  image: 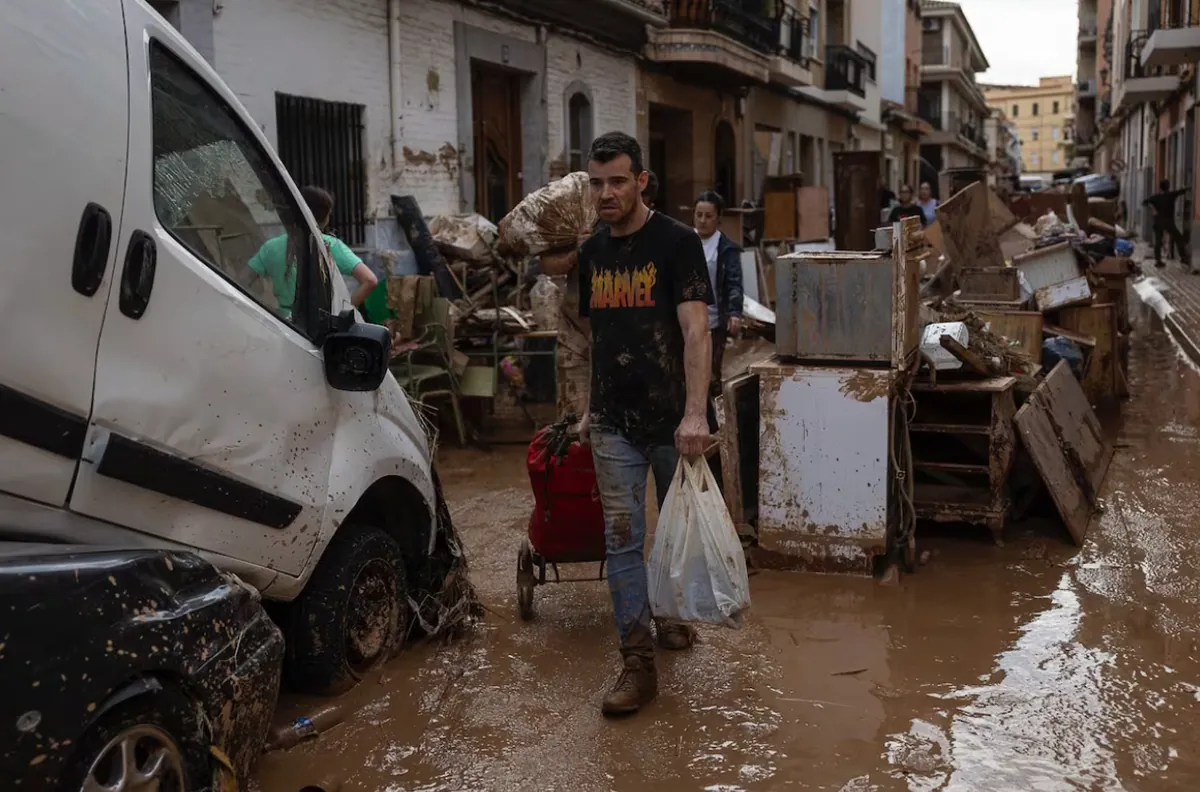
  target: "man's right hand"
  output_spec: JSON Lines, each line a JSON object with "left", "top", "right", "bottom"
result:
{"left": 578, "top": 411, "right": 591, "bottom": 447}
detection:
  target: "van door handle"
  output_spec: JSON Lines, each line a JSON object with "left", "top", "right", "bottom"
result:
{"left": 119, "top": 230, "right": 157, "bottom": 319}
{"left": 71, "top": 202, "right": 113, "bottom": 297}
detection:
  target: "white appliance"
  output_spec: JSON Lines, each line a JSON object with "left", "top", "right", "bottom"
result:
{"left": 753, "top": 359, "right": 892, "bottom": 575}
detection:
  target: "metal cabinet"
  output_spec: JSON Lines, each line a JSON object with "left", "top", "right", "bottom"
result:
{"left": 773, "top": 248, "right": 920, "bottom": 369}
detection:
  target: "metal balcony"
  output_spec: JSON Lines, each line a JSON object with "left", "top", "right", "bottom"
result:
{"left": 648, "top": 0, "right": 777, "bottom": 83}
{"left": 821, "top": 45, "right": 868, "bottom": 111}
{"left": 1141, "top": 3, "right": 1200, "bottom": 68}
{"left": 1079, "top": 18, "right": 1098, "bottom": 48}
{"left": 1119, "top": 30, "right": 1182, "bottom": 108}
{"left": 667, "top": 0, "right": 775, "bottom": 53}
{"left": 768, "top": 5, "right": 813, "bottom": 87}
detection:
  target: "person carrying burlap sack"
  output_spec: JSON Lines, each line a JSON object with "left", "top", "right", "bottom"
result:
{"left": 540, "top": 171, "right": 659, "bottom": 420}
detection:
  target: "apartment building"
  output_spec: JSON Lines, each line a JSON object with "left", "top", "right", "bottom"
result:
{"left": 1075, "top": 0, "right": 1109, "bottom": 166}
{"left": 147, "top": 0, "right": 654, "bottom": 272}
{"left": 984, "top": 109, "right": 1023, "bottom": 188}
{"left": 917, "top": 0, "right": 991, "bottom": 188}
{"left": 983, "top": 77, "right": 1076, "bottom": 176}
{"left": 880, "top": 0, "right": 932, "bottom": 190}
{"left": 1103, "top": 0, "right": 1198, "bottom": 246}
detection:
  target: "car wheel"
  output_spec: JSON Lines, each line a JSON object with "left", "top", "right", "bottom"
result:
{"left": 285, "top": 526, "right": 409, "bottom": 695}
{"left": 60, "top": 688, "right": 207, "bottom": 792}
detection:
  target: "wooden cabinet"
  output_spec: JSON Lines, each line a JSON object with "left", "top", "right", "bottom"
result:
{"left": 909, "top": 377, "right": 1017, "bottom": 544}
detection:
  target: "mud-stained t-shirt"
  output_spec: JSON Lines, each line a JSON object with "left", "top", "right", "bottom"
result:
{"left": 578, "top": 211, "right": 714, "bottom": 446}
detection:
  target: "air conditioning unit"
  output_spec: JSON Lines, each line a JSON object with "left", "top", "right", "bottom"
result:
{"left": 922, "top": 17, "right": 942, "bottom": 31}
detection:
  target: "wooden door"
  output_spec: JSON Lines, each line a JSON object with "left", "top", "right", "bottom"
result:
{"left": 833, "top": 151, "right": 880, "bottom": 251}
{"left": 472, "top": 63, "right": 523, "bottom": 223}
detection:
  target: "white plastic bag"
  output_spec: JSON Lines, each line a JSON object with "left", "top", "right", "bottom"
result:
{"left": 648, "top": 458, "right": 750, "bottom": 627}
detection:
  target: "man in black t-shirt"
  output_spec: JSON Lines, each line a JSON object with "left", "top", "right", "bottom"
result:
{"left": 577, "top": 132, "right": 714, "bottom": 716}
{"left": 1143, "top": 179, "right": 1191, "bottom": 270}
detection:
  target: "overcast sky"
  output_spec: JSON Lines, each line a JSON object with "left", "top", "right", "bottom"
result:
{"left": 956, "top": 0, "right": 1081, "bottom": 85}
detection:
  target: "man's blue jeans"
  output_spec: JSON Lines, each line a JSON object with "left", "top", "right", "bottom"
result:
{"left": 589, "top": 427, "right": 679, "bottom": 661}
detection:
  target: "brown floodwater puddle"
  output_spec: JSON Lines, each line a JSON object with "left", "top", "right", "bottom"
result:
{"left": 253, "top": 306, "right": 1200, "bottom": 792}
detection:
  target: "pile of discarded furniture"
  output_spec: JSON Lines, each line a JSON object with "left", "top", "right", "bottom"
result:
{"left": 715, "top": 179, "right": 1130, "bottom": 577}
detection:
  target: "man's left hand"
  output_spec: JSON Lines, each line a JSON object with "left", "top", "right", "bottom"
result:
{"left": 726, "top": 315, "right": 742, "bottom": 336}
{"left": 675, "top": 413, "right": 709, "bottom": 457}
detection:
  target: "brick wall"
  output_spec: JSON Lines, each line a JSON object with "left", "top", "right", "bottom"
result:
{"left": 545, "top": 35, "right": 638, "bottom": 172}
{"left": 211, "top": 0, "right": 637, "bottom": 222}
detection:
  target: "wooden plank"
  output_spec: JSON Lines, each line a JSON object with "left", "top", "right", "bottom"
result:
{"left": 935, "top": 181, "right": 1008, "bottom": 271}
{"left": 940, "top": 335, "right": 994, "bottom": 375}
{"left": 976, "top": 310, "right": 1044, "bottom": 365}
{"left": 797, "top": 185, "right": 830, "bottom": 242}
{"left": 959, "top": 267, "right": 1020, "bottom": 300}
{"left": 1043, "top": 323, "right": 1096, "bottom": 347}
{"left": 1014, "top": 361, "right": 1112, "bottom": 545}
{"left": 763, "top": 188, "right": 797, "bottom": 240}
{"left": 893, "top": 215, "right": 923, "bottom": 371}
{"left": 911, "top": 376, "right": 1017, "bottom": 393}
{"left": 1058, "top": 303, "right": 1119, "bottom": 403}
{"left": 718, "top": 372, "right": 755, "bottom": 526}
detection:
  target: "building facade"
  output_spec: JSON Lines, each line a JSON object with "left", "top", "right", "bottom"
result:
{"left": 880, "top": 0, "right": 931, "bottom": 191}
{"left": 984, "top": 109, "right": 1023, "bottom": 188}
{"left": 983, "top": 76, "right": 1076, "bottom": 176}
{"left": 147, "top": 0, "right": 654, "bottom": 272}
{"left": 918, "top": 0, "right": 991, "bottom": 187}
{"left": 1101, "top": 0, "right": 1198, "bottom": 246}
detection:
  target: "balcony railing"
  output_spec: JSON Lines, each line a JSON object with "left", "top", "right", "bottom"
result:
{"left": 775, "top": 3, "right": 811, "bottom": 62}
{"left": 667, "top": 0, "right": 776, "bottom": 54}
{"left": 1124, "top": 29, "right": 1187, "bottom": 80}
{"left": 825, "top": 44, "right": 867, "bottom": 96}
{"left": 1080, "top": 18, "right": 1098, "bottom": 38}
{"left": 917, "top": 96, "right": 942, "bottom": 128}
{"left": 1149, "top": 1, "right": 1196, "bottom": 33}
{"left": 1078, "top": 78, "right": 1097, "bottom": 95}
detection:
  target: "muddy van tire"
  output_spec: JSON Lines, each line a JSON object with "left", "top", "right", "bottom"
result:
{"left": 284, "top": 526, "right": 409, "bottom": 695}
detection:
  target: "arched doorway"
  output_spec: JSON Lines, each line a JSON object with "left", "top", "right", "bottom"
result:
{"left": 714, "top": 120, "right": 736, "bottom": 204}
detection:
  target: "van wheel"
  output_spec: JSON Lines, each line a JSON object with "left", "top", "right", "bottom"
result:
{"left": 285, "top": 526, "right": 409, "bottom": 695}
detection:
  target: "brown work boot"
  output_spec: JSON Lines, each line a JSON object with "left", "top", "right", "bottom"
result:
{"left": 655, "top": 619, "right": 696, "bottom": 651}
{"left": 601, "top": 655, "right": 658, "bottom": 716}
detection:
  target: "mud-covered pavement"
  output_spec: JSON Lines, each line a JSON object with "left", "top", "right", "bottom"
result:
{"left": 253, "top": 305, "right": 1200, "bottom": 792}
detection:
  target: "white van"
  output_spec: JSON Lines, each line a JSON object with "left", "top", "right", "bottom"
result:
{"left": 0, "top": 0, "right": 449, "bottom": 695}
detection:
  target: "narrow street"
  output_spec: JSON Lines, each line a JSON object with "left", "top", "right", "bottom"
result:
{"left": 252, "top": 301, "right": 1200, "bottom": 792}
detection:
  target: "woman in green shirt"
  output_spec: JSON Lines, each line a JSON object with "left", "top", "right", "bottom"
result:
{"left": 249, "top": 186, "right": 378, "bottom": 320}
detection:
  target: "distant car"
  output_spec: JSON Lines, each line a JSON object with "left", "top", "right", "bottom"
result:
{"left": 0, "top": 543, "right": 284, "bottom": 791}
{"left": 1072, "top": 173, "right": 1120, "bottom": 199}
{"left": 1018, "top": 175, "right": 1047, "bottom": 192}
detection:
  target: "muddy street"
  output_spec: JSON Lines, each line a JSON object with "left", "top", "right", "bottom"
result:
{"left": 252, "top": 308, "right": 1200, "bottom": 792}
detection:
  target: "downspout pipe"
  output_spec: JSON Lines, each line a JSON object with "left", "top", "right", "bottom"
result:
{"left": 388, "top": 0, "right": 403, "bottom": 171}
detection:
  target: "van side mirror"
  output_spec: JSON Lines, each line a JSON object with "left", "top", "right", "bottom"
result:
{"left": 323, "top": 310, "right": 391, "bottom": 391}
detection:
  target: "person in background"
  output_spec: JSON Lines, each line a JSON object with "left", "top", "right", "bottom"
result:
{"left": 540, "top": 172, "right": 660, "bottom": 420}
{"left": 917, "top": 182, "right": 939, "bottom": 226}
{"left": 249, "top": 186, "right": 377, "bottom": 320}
{"left": 577, "top": 132, "right": 712, "bottom": 716}
{"left": 692, "top": 190, "right": 743, "bottom": 400}
{"left": 879, "top": 184, "right": 897, "bottom": 224}
{"left": 1143, "top": 179, "right": 1191, "bottom": 270}
{"left": 888, "top": 185, "right": 927, "bottom": 227}
{"left": 642, "top": 170, "right": 659, "bottom": 210}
